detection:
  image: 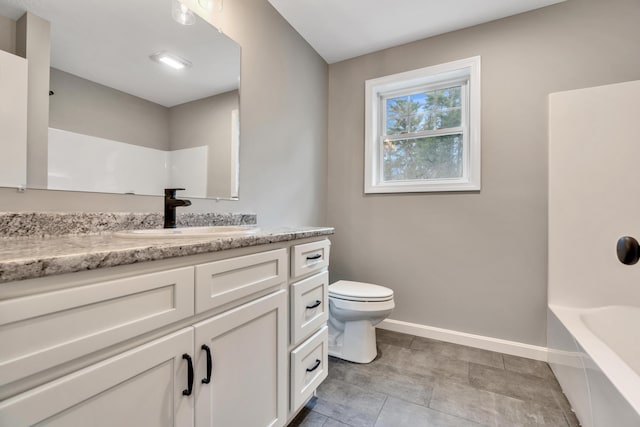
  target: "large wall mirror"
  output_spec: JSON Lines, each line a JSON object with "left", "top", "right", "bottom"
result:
{"left": 0, "top": 0, "right": 241, "bottom": 199}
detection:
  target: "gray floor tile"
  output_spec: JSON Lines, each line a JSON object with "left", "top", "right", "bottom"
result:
{"left": 373, "top": 343, "right": 436, "bottom": 376}
{"left": 288, "top": 407, "right": 329, "bottom": 427}
{"left": 427, "top": 356, "right": 471, "bottom": 385}
{"left": 293, "top": 331, "right": 579, "bottom": 427}
{"left": 310, "top": 377, "right": 387, "bottom": 427}
{"left": 411, "top": 336, "right": 505, "bottom": 369}
{"left": 375, "top": 328, "right": 414, "bottom": 348}
{"left": 430, "top": 379, "right": 569, "bottom": 426}
{"left": 503, "top": 354, "right": 555, "bottom": 380}
{"left": 374, "top": 396, "right": 486, "bottom": 427}
{"left": 469, "top": 363, "right": 561, "bottom": 408}
{"left": 429, "top": 379, "right": 504, "bottom": 425}
{"left": 329, "top": 357, "right": 433, "bottom": 406}
{"left": 370, "top": 343, "right": 471, "bottom": 385}
{"left": 493, "top": 397, "right": 569, "bottom": 427}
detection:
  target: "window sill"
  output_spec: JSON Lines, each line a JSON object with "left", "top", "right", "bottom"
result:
{"left": 364, "top": 180, "right": 480, "bottom": 194}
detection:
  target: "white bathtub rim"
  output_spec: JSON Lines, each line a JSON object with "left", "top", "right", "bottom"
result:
{"left": 549, "top": 304, "right": 640, "bottom": 417}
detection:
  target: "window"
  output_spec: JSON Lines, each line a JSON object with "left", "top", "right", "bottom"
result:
{"left": 364, "top": 56, "right": 481, "bottom": 193}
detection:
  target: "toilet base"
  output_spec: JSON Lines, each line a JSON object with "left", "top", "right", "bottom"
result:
{"left": 328, "top": 319, "right": 378, "bottom": 364}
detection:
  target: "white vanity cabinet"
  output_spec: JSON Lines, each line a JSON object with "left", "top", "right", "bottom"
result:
{"left": 0, "top": 237, "right": 331, "bottom": 427}
{"left": 0, "top": 328, "right": 195, "bottom": 426}
{"left": 287, "top": 239, "right": 331, "bottom": 419}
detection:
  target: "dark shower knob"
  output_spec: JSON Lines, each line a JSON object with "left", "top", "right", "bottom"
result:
{"left": 616, "top": 236, "right": 640, "bottom": 265}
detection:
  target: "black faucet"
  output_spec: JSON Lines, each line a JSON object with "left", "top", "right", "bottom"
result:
{"left": 164, "top": 188, "right": 191, "bottom": 228}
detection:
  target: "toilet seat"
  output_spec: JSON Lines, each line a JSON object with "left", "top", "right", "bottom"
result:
{"left": 328, "top": 280, "right": 393, "bottom": 302}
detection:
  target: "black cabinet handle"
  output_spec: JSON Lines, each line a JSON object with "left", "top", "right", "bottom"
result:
{"left": 306, "top": 300, "right": 322, "bottom": 310}
{"left": 306, "top": 254, "right": 322, "bottom": 260}
{"left": 182, "top": 354, "right": 194, "bottom": 396}
{"left": 201, "top": 345, "right": 212, "bottom": 384}
{"left": 306, "top": 359, "right": 321, "bottom": 372}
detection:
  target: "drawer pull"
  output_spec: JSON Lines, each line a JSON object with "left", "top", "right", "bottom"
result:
{"left": 306, "top": 254, "right": 322, "bottom": 261}
{"left": 306, "top": 359, "right": 322, "bottom": 372}
{"left": 306, "top": 300, "right": 322, "bottom": 310}
{"left": 182, "top": 354, "right": 194, "bottom": 396}
{"left": 201, "top": 345, "right": 213, "bottom": 384}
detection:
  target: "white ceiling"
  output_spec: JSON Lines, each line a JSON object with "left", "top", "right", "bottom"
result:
{"left": 0, "top": 0, "right": 240, "bottom": 107}
{"left": 268, "top": 0, "right": 565, "bottom": 64}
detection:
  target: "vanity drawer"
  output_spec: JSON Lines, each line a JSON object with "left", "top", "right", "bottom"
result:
{"left": 195, "top": 249, "right": 287, "bottom": 314}
{"left": 290, "top": 326, "right": 329, "bottom": 412}
{"left": 291, "top": 240, "right": 330, "bottom": 280}
{"left": 290, "top": 272, "right": 328, "bottom": 346}
{"left": 0, "top": 267, "right": 194, "bottom": 387}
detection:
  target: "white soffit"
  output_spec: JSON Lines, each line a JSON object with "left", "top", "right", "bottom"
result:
{"left": 268, "top": 0, "right": 565, "bottom": 64}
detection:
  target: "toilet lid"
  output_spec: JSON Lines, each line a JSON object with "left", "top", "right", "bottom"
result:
{"left": 328, "top": 280, "right": 394, "bottom": 302}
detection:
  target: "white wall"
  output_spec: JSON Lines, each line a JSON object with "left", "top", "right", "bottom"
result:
{"left": 327, "top": 0, "right": 640, "bottom": 346}
{"left": 47, "top": 128, "right": 207, "bottom": 197}
{"left": 549, "top": 80, "right": 640, "bottom": 308}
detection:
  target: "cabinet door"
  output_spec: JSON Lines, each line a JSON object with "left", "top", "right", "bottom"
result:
{"left": 0, "top": 328, "right": 194, "bottom": 427}
{"left": 194, "top": 290, "right": 287, "bottom": 427}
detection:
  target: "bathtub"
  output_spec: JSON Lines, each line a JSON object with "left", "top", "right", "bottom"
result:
{"left": 548, "top": 305, "right": 640, "bottom": 427}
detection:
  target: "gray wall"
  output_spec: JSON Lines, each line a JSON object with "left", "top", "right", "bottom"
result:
{"left": 49, "top": 68, "right": 171, "bottom": 150}
{"left": 0, "top": 0, "right": 328, "bottom": 227}
{"left": 0, "top": 14, "right": 15, "bottom": 54}
{"left": 169, "top": 90, "right": 239, "bottom": 197}
{"left": 327, "top": 0, "right": 640, "bottom": 346}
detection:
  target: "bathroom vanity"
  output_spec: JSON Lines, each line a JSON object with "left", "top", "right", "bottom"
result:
{"left": 0, "top": 223, "right": 332, "bottom": 426}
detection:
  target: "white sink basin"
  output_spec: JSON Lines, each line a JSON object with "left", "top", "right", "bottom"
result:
{"left": 114, "top": 226, "right": 259, "bottom": 239}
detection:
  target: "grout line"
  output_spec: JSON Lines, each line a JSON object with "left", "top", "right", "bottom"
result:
{"left": 372, "top": 394, "right": 389, "bottom": 427}
{"left": 325, "top": 415, "right": 356, "bottom": 427}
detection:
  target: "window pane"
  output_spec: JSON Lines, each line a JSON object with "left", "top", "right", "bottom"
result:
{"left": 386, "top": 86, "right": 462, "bottom": 135}
{"left": 385, "top": 93, "right": 425, "bottom": 135}
{"left": 423, "top": 86, "right": 462, "bottom": 130}
{"left": 382, "top": 134, "right": 463, "bottom": 181}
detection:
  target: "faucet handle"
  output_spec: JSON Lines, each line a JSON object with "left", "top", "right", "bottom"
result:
{"left": 165, "top": 188, "right": 186, "bottom": 197}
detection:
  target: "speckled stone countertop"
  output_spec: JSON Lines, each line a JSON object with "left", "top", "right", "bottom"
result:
{"left": 0, "top": 212, "right": 257, "bottom": 238}
{"left": 0, "top": 226, "right": 334, "bottom": 283}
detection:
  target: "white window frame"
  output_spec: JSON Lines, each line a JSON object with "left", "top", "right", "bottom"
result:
{"left": 364, "top": 56, "right": 481, "bottom": 194}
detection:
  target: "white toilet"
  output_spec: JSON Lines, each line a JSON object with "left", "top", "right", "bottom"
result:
{"left": 327, "top": 280, "right": 395, "bottom": 363}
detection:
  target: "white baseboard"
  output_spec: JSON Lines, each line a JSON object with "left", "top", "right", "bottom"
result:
{"left": 378, "top": 318, "right": 549, "bottom": 362}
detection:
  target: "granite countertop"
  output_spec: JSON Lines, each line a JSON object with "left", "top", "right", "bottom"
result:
{"left": 0, "top": 226, "right": 334, "bottom": 283}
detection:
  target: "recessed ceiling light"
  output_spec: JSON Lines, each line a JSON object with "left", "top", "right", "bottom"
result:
{"left": 149, "top": 52, "right": 192, "bottom": 70}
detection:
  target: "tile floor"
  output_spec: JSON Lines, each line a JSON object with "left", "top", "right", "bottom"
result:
{"left": 288, "top": 329, "right": 580, "bottom": 427}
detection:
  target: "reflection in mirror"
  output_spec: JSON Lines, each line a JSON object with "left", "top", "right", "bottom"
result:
{"left": 0, "top": 0, "right": 240, "bottom": 199}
